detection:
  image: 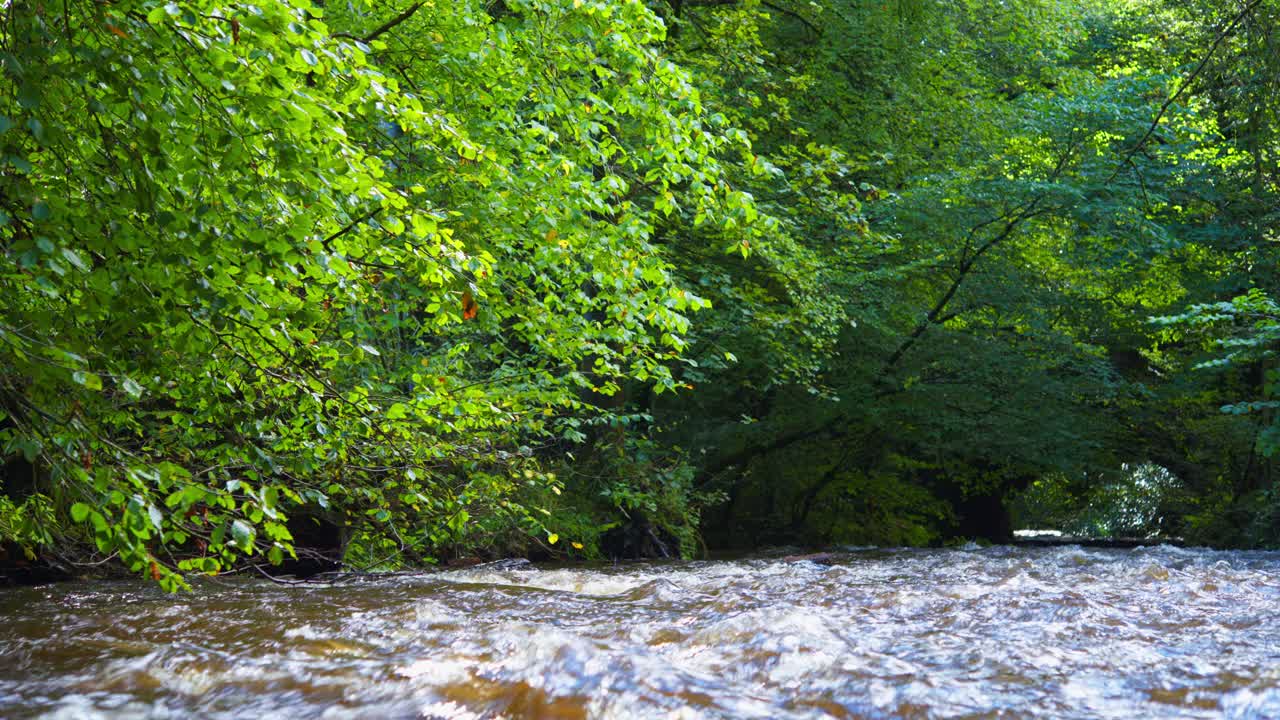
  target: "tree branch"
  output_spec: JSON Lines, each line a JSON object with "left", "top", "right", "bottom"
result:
{"left": 333, "top": 2, "right": 425, "bottom": 44}
{"left": 1107, "top": 0, "right": 1263, "bottom": 183}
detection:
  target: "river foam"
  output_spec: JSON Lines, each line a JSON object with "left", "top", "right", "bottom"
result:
{"left": 3, "top": 545, "right": 1280, "bottom": 719}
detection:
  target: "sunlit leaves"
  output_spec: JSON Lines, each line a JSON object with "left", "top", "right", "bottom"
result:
{"left": 0, "top": 0, "right": 763, "bottom": 583}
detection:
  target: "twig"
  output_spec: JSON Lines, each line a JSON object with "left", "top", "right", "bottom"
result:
{"left": 333, "top": 2, "right": 425, "bottom": 44}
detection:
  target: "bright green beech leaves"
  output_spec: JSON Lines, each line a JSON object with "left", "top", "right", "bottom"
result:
{"left": 0, "top": 0, "right": 762, "bottom": 588}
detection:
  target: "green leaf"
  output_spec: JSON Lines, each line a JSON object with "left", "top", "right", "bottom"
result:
{"left": 72, "top": 371, "right": 103, "bottom": 391}
{"left": 70, "top": 503, "right": 91, "bottom": 522}
{"left": 231, "top": 519, "right": 255, "bottom": 549}
{"left": 16, "top": 84, "right": 39, "bottom": 109}
{"left": 147, "top": 505, "right": 164, "bottom": 531}
{"left": 121, "top": 377, "right": 144, "bottom": 398}
{"left": 60, "top": 248, "right": 89, "bottom": 272}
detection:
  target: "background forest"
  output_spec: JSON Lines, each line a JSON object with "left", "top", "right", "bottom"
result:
{"left": 0, "top": 0, "right": 1276, "bottom": 588}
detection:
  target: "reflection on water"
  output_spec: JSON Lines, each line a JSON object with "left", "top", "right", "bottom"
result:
{"left": 3, "top": 545, "right": 1280, "bottom": 719}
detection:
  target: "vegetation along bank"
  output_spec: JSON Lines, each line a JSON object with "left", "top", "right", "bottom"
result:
{"left": 1, "top": 0, "right": 1277, "bottom": 588}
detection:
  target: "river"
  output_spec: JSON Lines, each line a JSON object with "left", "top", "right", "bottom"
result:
{"left": 2, "top": 544, "right": 1279, "bottom": 719}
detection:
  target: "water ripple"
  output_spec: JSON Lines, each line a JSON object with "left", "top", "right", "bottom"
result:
{"left": 3, "top": 546, "right": 1280, "bottom": 718}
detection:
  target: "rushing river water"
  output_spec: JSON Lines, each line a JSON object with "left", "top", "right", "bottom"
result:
{"left": 3, "top": 545, "right": 1280, "bottom": 719}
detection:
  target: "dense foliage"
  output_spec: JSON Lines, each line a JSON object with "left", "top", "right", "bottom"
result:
{"left": 1, "top": 0, "right": 1276, "bottom": 586}
{"left": 650, "top": 0, "right": 1279, "bottom": 549}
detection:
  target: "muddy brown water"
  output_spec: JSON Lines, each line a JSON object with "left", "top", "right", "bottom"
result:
{"left": 2, "top": 545, "right": 1280, "bottom": 719}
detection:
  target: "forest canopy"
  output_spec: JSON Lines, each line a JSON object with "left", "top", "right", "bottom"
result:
{"left": 1, "top": 0, "right": 1276, "bottom": 587}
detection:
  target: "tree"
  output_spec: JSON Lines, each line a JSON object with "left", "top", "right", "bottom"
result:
{"left": 0, "top": 0, "right": 761, "bottom": 586}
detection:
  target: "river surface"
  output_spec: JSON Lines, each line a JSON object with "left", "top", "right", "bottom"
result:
{"left": 3, "top": 545, "right": 1280, "bottom": 719}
